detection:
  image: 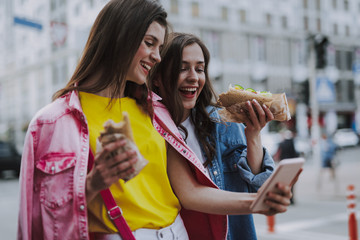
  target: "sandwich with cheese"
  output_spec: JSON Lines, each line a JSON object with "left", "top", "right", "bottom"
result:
{"left": 217, "top": 85, "right": 291, "bottom": 123}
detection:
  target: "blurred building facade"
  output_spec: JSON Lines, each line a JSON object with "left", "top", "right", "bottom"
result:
{"left": 0, "top": 0, "right": 360, "bottom": 150}
{"left": 0, "top": 0, "right": 108, "bottom": 150}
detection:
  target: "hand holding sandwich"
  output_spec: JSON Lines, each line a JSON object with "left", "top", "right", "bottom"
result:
{"left": 242, "top": 98, "right": 274, "bottom": 132}
{"left": 86, "top": 138, "right": 139, "bottom": 202}
{"left": 86, "top": 112, "right": 147, "bottom": 202}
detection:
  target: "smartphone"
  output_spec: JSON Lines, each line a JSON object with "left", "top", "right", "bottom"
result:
{"left": 250, "top": 157, "right": 305, "bottom": 212}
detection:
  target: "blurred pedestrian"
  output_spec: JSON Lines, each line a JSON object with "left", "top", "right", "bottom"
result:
{"left": 317, "top": 132, "right": 339, "bottom": 191}
{"left": 274, "top": 130, "right": 299, "bottom": 161}
{"left": 273, "top": 129, "right": 299, "bottom": 204}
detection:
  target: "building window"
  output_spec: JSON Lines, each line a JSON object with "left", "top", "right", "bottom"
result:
{"left": 303, "top": 0, "right": 308, "bottom": 9}
{"left": 239, "top": 9, "right": 246, "bottom": 23}
{"left": 170, "top": 0, "right": 179, "bottom": 14}
{"left": 316, "top": 0, "right": 321, "bottom": 11}
{"left": 333, "top": 23, "right": 338, "bottom": 35}
{"left": 304, "top": 16, "right": 309, "bottom": 31}
{"left": 51, "top": 0, "right": 56, "bottom": 11}
{"left": 333, "top": 0, "right": 337, "bottom": 9}
{"left": 59, "top": 0, "right": 67, "bottom": 7}
{"left": 345, "top": 25, "right": 350, "bottom": 36}
{"left": 36, "top": 6, "right": 44, "bottom": 19}
{"left": 281, "top": 16, "right": 288, "bottom": 29}
{"left": 266, "top": 13, "right": 272, "bottom": 27}
{"left": 251, "top": 36, "right": 266, "bottom": 62}
{"left": 223, "top": 34, "right": 248, "bottom": 63}
{"left": 346, "top": 51, "right": 352, "bottom": 70}
{"left": 292, "top": 40, "right": 305, "bottom": 66}
{"left": 88, "top": 0, "right": 94, "bottom": 8}
{"left": 336, "top": 50, "right": 353, "bottom": 71}
{"left": 336, "top": 80, "right": 354, "bottom": 103}
{"left": 61, "top": 62, "right": 68, "bottom": 84}
{"left": 20, "top": 77, "right": 28, "bottom": 108}
{"left": 201, "top": 31, "right": 220, "bottom": 59}
{"left": 52, "top": 64, "right": 59, "bottom": 86}
{"left": 74, "top": 4, "right": 80, "bottom": 16}
{"left": 327, "top": 45, "right": 336, "bottom": 67}
{"left": 317, "top": 18, "right": 321, "bottom": 32}
{"left": 191, "top": 2, "right": 199, "bottom": 18}
{"left": 221, "top": 7, "right": 228, "bottom": 21}
{"left": 344, "top": 0, "right": 349, "bottom": 11}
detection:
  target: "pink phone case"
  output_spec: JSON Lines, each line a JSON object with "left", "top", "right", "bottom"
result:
{"left": 250, "top": 157, "right": 305, "bottom": 211}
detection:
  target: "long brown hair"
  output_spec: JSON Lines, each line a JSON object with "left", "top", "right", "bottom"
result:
{"left": 53, "top": 0, "right": 168, "bottom": 114}
{"left": 150, "top": 33, "right": 218, "bottom": 166}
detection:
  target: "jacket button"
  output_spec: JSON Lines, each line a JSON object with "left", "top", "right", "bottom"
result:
{"left": 79, "top": 205, "right": 85, "bottom": 211}
{"left": 213, "top": 170, "right": 218, "bottom": 176}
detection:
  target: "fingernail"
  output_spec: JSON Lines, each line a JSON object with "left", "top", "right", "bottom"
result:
{"left": 263, "top": 104, "right": 267, "bottom": 108}
{"left": 252, "top": 99, "right": 258, "bottom": 103}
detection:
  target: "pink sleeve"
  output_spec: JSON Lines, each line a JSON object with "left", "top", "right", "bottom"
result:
{"left": 17, "top": 130, "right": 35, "bottom": 240}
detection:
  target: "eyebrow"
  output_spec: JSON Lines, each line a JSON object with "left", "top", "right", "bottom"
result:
{"left": 182, "top": 60, "right": 205, "bottom": 65}
{"left": 145, "top": 34, "right": 163, "bottom": 46}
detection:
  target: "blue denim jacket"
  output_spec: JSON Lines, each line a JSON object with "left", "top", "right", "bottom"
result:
{"left": 205, "top": 107, "right": 275, "bottom": 240}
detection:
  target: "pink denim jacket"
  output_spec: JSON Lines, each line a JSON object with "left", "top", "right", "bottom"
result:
{"left": 18, "top": 91, "right": 91, "bottom": 240}
{"left": 17, "top": 91, "right": 227, "bottom": 240}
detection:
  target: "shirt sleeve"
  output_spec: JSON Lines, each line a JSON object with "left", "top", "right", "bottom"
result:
{"left": 237, "top": 147, "right": 275, "bottom": 191}
{"left": 209, "top": 106, "right": 275, "bottom": 192}
{"left": 17, "top": 129, "right": 35, "bottom": 240}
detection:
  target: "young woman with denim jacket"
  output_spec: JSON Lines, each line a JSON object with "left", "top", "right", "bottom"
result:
{"left": 150, "top": 32, "right": 281, "bottom": 240}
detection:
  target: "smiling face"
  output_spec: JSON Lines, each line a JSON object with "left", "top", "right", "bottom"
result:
{"left": 177, "top": 43, "right": 206, "bottom": 121}
{"left": 126, "top": 21, "right": 165, "bottom": 85}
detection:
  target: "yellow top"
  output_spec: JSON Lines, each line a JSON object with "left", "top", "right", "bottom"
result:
{"left": 79, "top": 92, "right": 180, "bottom": 233}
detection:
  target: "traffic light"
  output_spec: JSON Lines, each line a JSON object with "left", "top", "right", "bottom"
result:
{"left": 297, "top": 80, "right": 309, "bottom": 105}
{"left": 314, "top": 35, "right": 329, "bottom": 69}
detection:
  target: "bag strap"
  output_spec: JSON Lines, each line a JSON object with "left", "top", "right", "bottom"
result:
{"left": 100, "top": 189, "right": 136, "bottom": 240}
{"left": 88, "top": 150, "right": 135, "bottom": 240}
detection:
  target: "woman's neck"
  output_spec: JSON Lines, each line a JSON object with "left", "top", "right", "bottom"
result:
{"left": 181, "top": 110, "right": 191, "bottom": 123}
{"left": 96, "top": 88, "right": 123, "bottom": 98}
{"left": 82, "top": 72, "right": 124, "bottom": 98}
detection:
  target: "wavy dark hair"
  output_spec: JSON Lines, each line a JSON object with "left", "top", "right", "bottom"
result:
{"left": 53, "top": 0, "right": 168, "bottom": 115}
{"left": 150, "top": 32, "right": 219, "bottom": 166}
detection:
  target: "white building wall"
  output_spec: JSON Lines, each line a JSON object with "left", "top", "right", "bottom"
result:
{"left": 1, "top": 0, "right": 360, "bottom": 149}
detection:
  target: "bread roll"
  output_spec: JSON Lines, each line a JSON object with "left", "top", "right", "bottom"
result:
{"left": 217, "top": 87, "right": 291, "bottom": 123}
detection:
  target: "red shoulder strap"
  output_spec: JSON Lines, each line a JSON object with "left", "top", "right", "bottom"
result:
{"left": 88, "top": 151, "right": 135, "bottom": 240}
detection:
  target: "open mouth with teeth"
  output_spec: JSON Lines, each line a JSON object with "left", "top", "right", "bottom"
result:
{"left": 179, "top": 87, "right": 197, "bottom": 98}
{"left": 140, "top": 62, "right": 151, "bottom": 73}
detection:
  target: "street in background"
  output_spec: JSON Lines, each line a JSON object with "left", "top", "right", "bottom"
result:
{"left": 1, "top": 146, "right": 359, "bottom": 240}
